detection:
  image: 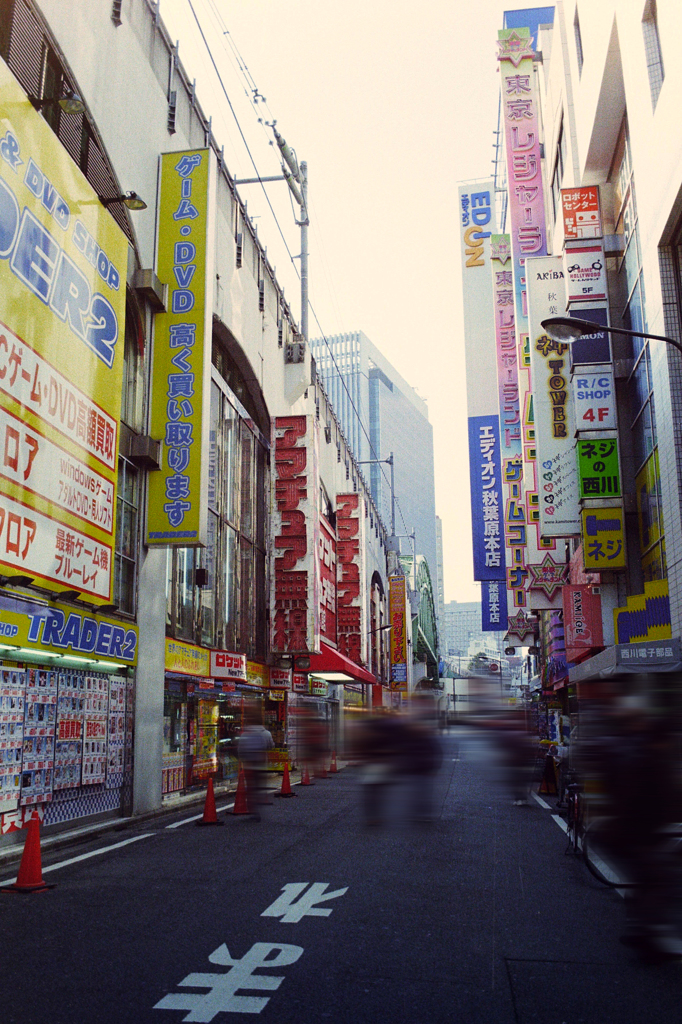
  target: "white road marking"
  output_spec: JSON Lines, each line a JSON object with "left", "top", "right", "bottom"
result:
{"left": 166, "top": 803, "right": 235, "bottom": 828}
{"left": 532, "top": 792, "right": 551, "bottom": 810}
{"left": 551, "top": 813, "right": 569, "bottom": 833}
{"left": 154, "top": 941, "right": 304, "bottom": 1019}
{"left": 0, "top": 832, "right": 154, "bottom": 886}
{"left": 261, "top": 882, "right": 349, "bottom": 923}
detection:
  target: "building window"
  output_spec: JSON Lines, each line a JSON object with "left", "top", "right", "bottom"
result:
{"left": 114, "top": 456, "right": 139, "bottom": 614}
{"left": 550, "top": 119, "right": 566, "bottom": 223}
{"left": 642, "top": 0, "right": 664, "bottom": 109}
{"left": 611, "top": 118, "right": 665, "bottom": 581}
{"left": 166, "top": 349, "right": 269, "bottom": 658}
{"left": 574, "top": 10, "right": 584, "bottom": 76}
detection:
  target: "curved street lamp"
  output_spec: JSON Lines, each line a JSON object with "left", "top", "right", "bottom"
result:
{"left": 541, "top": 315, "right": 682, "bottom": 359}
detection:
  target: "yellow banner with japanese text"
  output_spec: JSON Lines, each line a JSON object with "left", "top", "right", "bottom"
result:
{"left": 0, "top": 63, "right": 127, "bottom": 601}
{"left": 147, "top": 149, "right": 215, "bottom": 546}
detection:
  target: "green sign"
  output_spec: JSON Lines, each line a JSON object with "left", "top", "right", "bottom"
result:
{"left": 577, "top": 437, "right": 620, "bottom": 498}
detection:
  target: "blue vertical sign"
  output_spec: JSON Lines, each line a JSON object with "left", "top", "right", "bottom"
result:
{"left": 482, "top": 580, "right": 508, "bottom": 631}
{"left": 468, "top": 414, "right": 507, "bottom": 582}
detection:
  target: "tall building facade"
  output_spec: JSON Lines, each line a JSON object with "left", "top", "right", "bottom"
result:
{"left": 311, "top": 330, "right": 439, "bottom": 602}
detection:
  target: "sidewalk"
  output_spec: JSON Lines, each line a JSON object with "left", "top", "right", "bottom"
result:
{"left": 0, "top": 764, "right": 325, "bottom": 868}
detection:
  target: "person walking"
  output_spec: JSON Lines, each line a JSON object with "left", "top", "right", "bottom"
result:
{"left": 237, "top": 715, "right": 274, "bottom": 821}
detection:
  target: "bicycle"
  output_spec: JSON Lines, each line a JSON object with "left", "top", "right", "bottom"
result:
{"left": 563, "top": 780, "right": 633, "bottom": 887}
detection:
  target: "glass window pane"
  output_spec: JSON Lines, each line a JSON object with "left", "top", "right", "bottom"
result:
{"left": 224, "top": 402, "right": 239, "bottom": 526}
{"left": 240, "top": 536, "right": 254, "bottom": 655}
{"left": 221, "top": 525, "right": 238, "bottom": 651}
{"left": 176, "top": 547, "right": 196, "bottom": 640}
{"left": 116, "top": 556, "right": 136, "bottom": 615}
{"left": 241, "top": 428, "right": 254, "bottom": 540}
{"left": 256, "top": 442, "right": 268, "bottom": 550}
{"left": 200, "top": 511, "right": 218, "bottom": 648}
{"left": 632, "top": 402, "right": 652, "bottom": 470}
{"left": 166, "top": 548, "right": 173, "bottom": 630}
{"left": 209, "top": 382, "right": 222, "bottom": 514}
{"left": 629, "top": 351, "right": 650, "bottom": 420}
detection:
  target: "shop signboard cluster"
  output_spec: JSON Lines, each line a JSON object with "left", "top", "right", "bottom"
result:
{"left": 0, "top": 64, "right": 128, "bottom": 601}
{"left": 148, "top": 148, "right": 215, "bottom": 546}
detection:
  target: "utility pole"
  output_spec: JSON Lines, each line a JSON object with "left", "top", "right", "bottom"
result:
{"left": 234, "top": 127, "right": 309, "bottom": 341}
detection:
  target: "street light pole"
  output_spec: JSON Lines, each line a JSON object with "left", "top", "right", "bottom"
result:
{"left": 541, "top": 316, "right": 682, "bottom": 358}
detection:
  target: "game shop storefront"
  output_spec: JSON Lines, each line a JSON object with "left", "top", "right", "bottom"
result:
{"left": 0, "top": 594, "right": 137, "bottom": 845}
{"left": 162, "top": 639, "right": 290, "bottom": 798}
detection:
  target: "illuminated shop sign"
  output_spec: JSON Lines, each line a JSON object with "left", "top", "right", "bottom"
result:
{"left": 0, "top": 594, "right": 137, "bottom": 664}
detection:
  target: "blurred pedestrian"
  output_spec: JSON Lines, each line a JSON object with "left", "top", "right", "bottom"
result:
{"left": 237, "top": 715, "right": 274, "bottom": 821}
{"left": 401, "top": 696, "right": 442, "bottom": 822}
{"left": 356, "top": 712, "right": 404, "bottom": 826}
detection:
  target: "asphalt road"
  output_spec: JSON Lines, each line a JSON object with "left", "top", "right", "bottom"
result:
{"left": 1, "top": 728, "right": 680, "bottom": 1023}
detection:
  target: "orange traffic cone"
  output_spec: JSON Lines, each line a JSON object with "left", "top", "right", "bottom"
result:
{"left": 232, "top": 764, "right": 250, "bottom": 814}
{"left": 329, "top": 750, "right": 339, "bottom": 773}
{"left": 274, "top": 761, "right": 296, "bottom": 798}
{"left": 314, "top": 759, "right": 328, "bottom": 779}
{"left": 1, "top": 816, "right": 55, "bottom": 894}
{"left": 196, "top": 777, "right": 224, "bottom": 826}
{"left": 301, "top": 765, "right": 314, "bottom": 786}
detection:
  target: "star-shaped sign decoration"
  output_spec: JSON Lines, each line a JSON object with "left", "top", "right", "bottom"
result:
{"left": 497, "top": 29, "right": 535, "bottom": 68}
{"left": 506, "top": 609, "right": 537, "bottom": 642}
{"left": 527, "top": 553, "right": 568, "bottom": 600}
{"left": 491, "top": 237, "right": 512, "bottom": 263}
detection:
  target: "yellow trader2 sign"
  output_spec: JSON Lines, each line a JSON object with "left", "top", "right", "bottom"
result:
{"left": 147, "top": 149, "right": 215, "bottom": 547}
{"left": 0, "top": 64, "right": 127, "bottom": 601}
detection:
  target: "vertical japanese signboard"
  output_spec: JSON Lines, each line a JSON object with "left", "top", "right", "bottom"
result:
{"left": 318, "top": 515, "right": 337, "bottom": 647}
{"left": 336, "top": 493, "right": 367, "bottom": 666}
{"left": 468, "top": 416, "right": 505, "bottom": 581}
{"left": 0, "top": 65, "right": 128, "bottom": 600}
{"left": 491, "top": 235, "right": 527, "bottom": 612}
{"left": 458, "top": 181, "right": 506, "bottom": 587}
{"left": 271, "top": 416, "right": 320, "bottom": 654}
{"left": 147, "top": 148, "right": 216, "bottom": 546}
{"left": 482, "top": 581, "right": 507, "bottom": 632}
{"left": 581, "top": 507, "right": 626, "bottom": 570}
{"left": 389, "top": 574, "right": 408, "bottom": 691}
{"left": 527, "top": 256, "right": 580, "bottom": 537}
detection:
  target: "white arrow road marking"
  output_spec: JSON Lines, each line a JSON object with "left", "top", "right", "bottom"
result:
{"left": 154, "top": 942, "right": 304, "bottom": 1020}
{"left": 261, "top": 882, "right": 349, "bottom": 923}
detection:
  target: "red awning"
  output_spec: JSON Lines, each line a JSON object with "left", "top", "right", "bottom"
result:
{"left": 307, "top": 642, "right": 376, "bottom": 685}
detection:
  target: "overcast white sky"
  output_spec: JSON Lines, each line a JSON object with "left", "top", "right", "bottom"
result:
{"left": 162, "top": 0, "right": 525, "bottom": 604}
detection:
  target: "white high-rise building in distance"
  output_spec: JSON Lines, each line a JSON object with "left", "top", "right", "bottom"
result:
{"left": 311, "top": 330, "right": 439, "bottom": 606}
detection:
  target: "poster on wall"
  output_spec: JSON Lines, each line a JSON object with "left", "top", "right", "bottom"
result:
{"left": 21, "top": 668, "right": 57, "bottom": 805}
{"left": 82, "top": 674, "right": 109, "bottom": 785}
{"left": 54, "top": 670, "right": 85, "bottom": 791}
{"left": 0, "top": 64, "right": 127, "bottom": 602}
{"left": 106, "top": 675, "right": 126, "bottom": 787}
{"left": 0, "top": 668, "right": 25, "bottom": 810}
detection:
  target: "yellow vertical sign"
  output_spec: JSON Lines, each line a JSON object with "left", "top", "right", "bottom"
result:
{"left": 581, "top": 507, "right": 626, "bottom": 570}
{"left": 389, "top": 574, "right": 408, "bottom": 691}
{"left": 0, "top": 64, "right": 127, "bottom": 601}
{"left": 147, "top": 149, "right": 215, "bottom": 546}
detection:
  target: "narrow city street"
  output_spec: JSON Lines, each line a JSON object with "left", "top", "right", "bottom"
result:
{"left": 2, "top": 729, "right": 679, "bottom": 1024}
